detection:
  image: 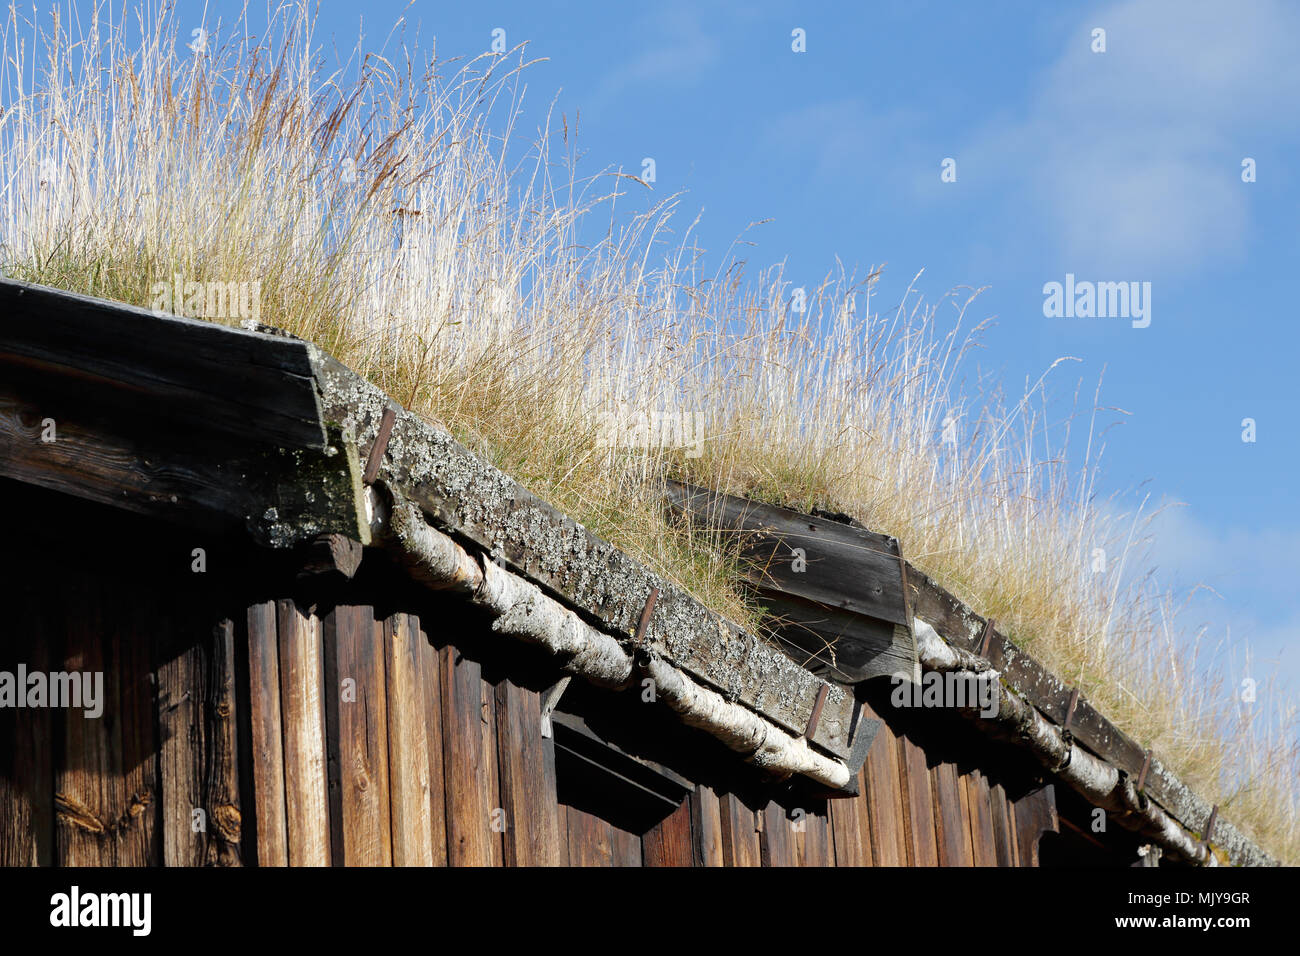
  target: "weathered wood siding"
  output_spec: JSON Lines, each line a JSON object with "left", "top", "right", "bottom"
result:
{"left": 0, "top": 481, "right": 1058, "bottom": 868}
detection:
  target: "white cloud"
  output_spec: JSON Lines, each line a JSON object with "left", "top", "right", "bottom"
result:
{"left": 579, "top": 8, "right": 719, "bottom": 118}
{"left": 967, "top": 0, "right": 1300, "bottom": 275}
{"left": 1143, "top": 503, "right": 1300, "bottom": 681}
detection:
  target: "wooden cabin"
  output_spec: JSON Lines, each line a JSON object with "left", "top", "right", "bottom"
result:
{"left": 0, "top": 279, "right": 1273, "bottom": 867}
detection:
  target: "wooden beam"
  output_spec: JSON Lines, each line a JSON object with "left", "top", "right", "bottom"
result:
{"left": 0, "top": 278, "right": 326, "bottom": 451}
{"left": 0, "top": 384, "right": 369, "bottom": 549}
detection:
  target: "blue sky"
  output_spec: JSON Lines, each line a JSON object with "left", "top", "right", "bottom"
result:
{"left": 180, "top": 1, "right": 1298, "bottom": 697}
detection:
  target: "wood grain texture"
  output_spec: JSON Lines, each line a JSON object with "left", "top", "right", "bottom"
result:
{"left": 692, "top": 785, "right": 725, "bottom": 867}
{"left": 862, "top": 701, "right": 909, "bottom": 865}
{"left": 277, "top": 601, "right": 330, "bottom": 866}
{"left": 383, "top": 613, "right": 434, "bottom": 866}
{"left": 0, "top": 583, "right": 54, "bottom": 865}
{"left": 664, "top": 480, "right": 913, "bottom": 683}
{"left": 989, "top": 780, "right": 1018, "bottom": 868}
{"left": 0, "top": 277, "right": 326, "bottom": 451}
{"left": 327, "top": 605, "right": 392, "bottom": 866}
{"left": 932, "top": 761, "right": 974, "bottom": 866}
{"left": 0, "top": 386, "right": 367, "bottom": 549}
{"left": 643, "top": 799, "right": 694, "bottom": 867}
{"left": 202, "top": 619, "right": 242, "bottom": 866}
{"left": 494, "top": 677, "right": 562, "bottom": 865}
{"left": 899, "top": 734, "right": 939, "bottom": 867}
{"left": 719, "top": 793, "right": 762, "bottom": 867}
{"left": 761, "top": 801, "right": 796, "bottom": 867}
{"left": 565, "top": 805, "right": 614, "bottom": 867}
{"left": 966, "top": 769, "right": 999, "bottom": 867}
{"left": 55, "top": 578, "right": 157, "bottom": 865}
{"left": 1013, "top": 784, "right": 1059, "bottom": 867}
{"left": 440, "top": 646, "right": 501, "bottom": 866}
{"left": 245, "top": 601, "right": 287, "bottom": 866}
{"left": 795, "top": 806, "right": 832, "bottom": 867}
{"left": 417, "top": 622, "right": 448, "bottom": 866}
{"left": 828, "top": 773, "right": 873, "bottom": 866}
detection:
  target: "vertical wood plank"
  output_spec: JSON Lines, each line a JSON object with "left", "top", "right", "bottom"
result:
{"left": 1013, "top": 784, "right": 1059, "bottom": 867}
{"left": 610, "top": 823, "right": 643, "bottom": 867}
{"left": 797, "top": 807, "right": 832, "bottom": 867}
{"left": 440, "top": 645, "right": 498, "bottom": 866}
{"left": 330, "top": 605, "right": 391, "bottom": 866}
{"left": 417, "top": 622, "right": 448, "bottom": 866}
{"left": 692, "top": 785, "right": 725, "bottom": 867}
{"left": 494, "top": 677, "right": 562, "bottom": 866}
{"left": 932, "top": 760, "right": 975, "bottom": 866}
{"left": 861, "top": 701, "right": 908, "bottom": 865}
{"left": 643, "top": 799, "right": 694, "bottom": 867}
{"left": 900, "top": 735, "right": 939, "bottom": 866}
{"left": 966, "top": 768, "right": 999, "bottom": 867}
{"left": 277, "top": 600, "right": 330, "bottom": 866}
{"left": 719, "top": 793, "right": 762, "bottom": 867}
{"left": 117, "top": 591, "right": 159, "bottom": 866}
{"left": 828, "top": 771, "right": 873, "bottom": 866}
{"left": 383, "top": 613, "right": 434, "bottom": 866}
{"left": 55, "top": 578, "right": 116, "bottom": 865}
{"left": 244, "top": 600, "right": 287, "bottom": 866}
{"left": 566, "top": 805, "right": 614, "bottom": 866}
{"left": 157, "top": 615, "right": 201, "bottom": 866}
{"left": 202, "top": 618, "right": 242, "bottom": 866}
{"left": 0, "top": 591, "right": 54, "bottom": 865}
{"left": 761, "top": 801, "right": 796, "bottom": 867}
{"left": 989, "top": 780, "right": 1017, "bottom": 867}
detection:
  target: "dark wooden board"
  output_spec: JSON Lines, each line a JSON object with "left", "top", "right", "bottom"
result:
{"left": 643, "top": 799, "right": 695, "bottom": 867}
{"left": 0, "top": 583, "right": 54, "bottom": 865}
{"left": 828, "top": 775, "right": 873, "bottom": 866}
{"left": 966, "top": 769, "right": 999, "bottom": 867}
{"left": 795, "top": 806, "right": 833, "bottom": 867}
{"left": 932, "top": 761, "right": 974, "bottom": 866}
{"left": 666, "top": 480, "right": 908, "bottom": 625}
{"left": 202, "top": 619, "right": 243, "bottom": 865}
{"left": 0, "top": 385, "right": 367, "bottom": 549}
{"left": 692, "top": 786, "right": 726, "bottom": 866}
{"left": 719, "top": 793, "right": 762, "bottom": 867}
{"left": 326, "top": 605, "right": 392, "bottom": 866}
{"left": 495, "top": 678, "right": 563, "bottom": 865}
{"left": 417, "top": 620, "right": 449, "bottom": 866}
{"left": 899, "top": 734, "right": 939, "bottom": 867}
{"left": 0, "top": 279, "right": 326, "bottom": 451}
{"left": 1013, "top": 784, "right": 1059, "bottom": 867}
{"left": 565, "top": 804, "right": 615, "bottom": 866}
{"left": 861, "top": 699, "right": 909, "bottom": 865}
{"left": 760, "top": 801, "right": 796, "bottom": 867}
{"left": 989, "top": 780, "right": 1018, "bottom": 868}
{"left": 440, "top": 646, "right": 502, "bottom": 866}
{"left": 244, "top": 601, "right": 288, "bottom": 866}
{"left": 383, "top": 613, "right": 434, "bottom": 866}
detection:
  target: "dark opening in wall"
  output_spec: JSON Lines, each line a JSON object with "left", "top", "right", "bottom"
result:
{"left": 550, "top": 709, "right": 693, "bottom": 835}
